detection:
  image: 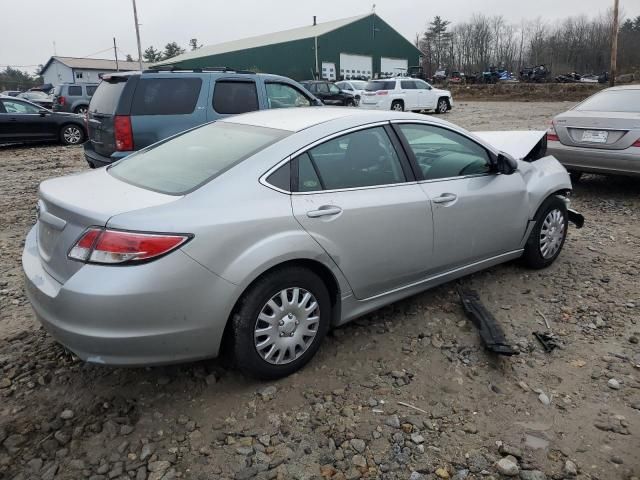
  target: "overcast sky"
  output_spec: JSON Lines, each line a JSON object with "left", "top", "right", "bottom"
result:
{"left": 1, "top": 0, "right": 638, "bottom": 74}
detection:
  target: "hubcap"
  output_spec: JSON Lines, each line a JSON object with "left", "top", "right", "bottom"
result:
{"left": 63, "top": 127, "right": 82, "bottom": 144}
{"left": 539, "top": 209, "right": 565, "bottom": 259}
{"left": 254, "top": 287, "right": 320, "bottom": 365}
{"left": 438, "top": 100, "right": 447, "bottom": 112}
{"left": 392, "top": 103, "right": 403, "bottom": 111}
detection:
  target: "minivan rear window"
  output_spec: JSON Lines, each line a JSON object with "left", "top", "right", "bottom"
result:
{"left": 90, "top": 80, "right": 127, "bottom": 114}
{"left": 131, "top": 78, "right": 202, "bottom": 115}
{"left": 109, "top": 122, "right": 290, "bottom": 195}
{"left": 365, "top": 81, "right": 396, "bottom": 91}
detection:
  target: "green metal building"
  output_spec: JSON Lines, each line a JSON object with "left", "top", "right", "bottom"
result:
{"left": 155, "top": 14, "right": 422, "bottom": 81}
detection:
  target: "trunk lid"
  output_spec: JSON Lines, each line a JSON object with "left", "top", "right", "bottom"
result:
{"left": 553, "top": 111, "right": 640, "bottom": 150}
{"left": 36, "top": 169, "right": 179, "bottom": 283}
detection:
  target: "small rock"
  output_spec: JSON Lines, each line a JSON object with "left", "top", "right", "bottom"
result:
{"left": 350, "top": 438, "right": 366, "bottom": 453}
{"left": 258, "top": 385, "right": 277, "bottom": 399}
{"left": 519, "top": 470, "right": 546, "bottom": 480}
{"left": 435, "top": 467, "right": 450, "bottom": 479}
{"left": 352, "top": 454, "right": 367, "bottom": 468}
{"left": 538, "top": 393, "right": 550, "bottom": 406}
{"left": 607, "top": 379, "right": 621, "bottom": 390}
{"left": 385, "top": 415, "right": 400, "bottom": 428}
{"left": 60, "top": 409, "right": 74, "bottom": 420}
{"left": 610, "top": 455, "right": 624, "bottom": 464}
{"left": 563, "top": 460, "right": 577, "bottom": 477}
{"left": 140, "top": 443, "right": 154, "bottom": 461}
{"left": 409, "top": 472, "right": 425, "bottom": 480}
{"left": 496, "top": 457, "right": 519, "bottom": 476}
{"left": 148, "top": 460, "right": 171, "bottom": 472}
{"left": 205, "top": 374, "right": 217, "bottom": 386}
{"left": 410, "top": 433, "right": 424, "bottom": 444}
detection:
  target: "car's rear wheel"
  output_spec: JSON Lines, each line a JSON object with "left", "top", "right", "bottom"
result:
{"left": 435, "top": 97, "right": 449, "bottom": 114}
{"left": 74, "top": 105, "right": 88, "bottom": 115}
{"left": 522, "top": 196, "right": 568, "bottom": 269}
{"left": 391, "top": 100, "right": 404, "bottom": 112}
{"left": 345, "top": 98, "right": 355, "bottom": 107}
{"left": 231, "top": 266, "right": 331, "bottom": 379}
{"left": 60, "top": 124, "right": 85, "bottom": 146}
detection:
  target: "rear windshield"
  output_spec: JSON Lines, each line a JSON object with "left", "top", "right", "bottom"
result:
{"left": 90, "top": 80, "right": 126, "bottom": 114}
{"left": 109, "top": 122, "right": 290, "bottom": 195}
{"left": 575, "top": 89, "right": 640, "bottom": 113}
{"left": 365, "top": 80, "right": 396, "bottom": 91}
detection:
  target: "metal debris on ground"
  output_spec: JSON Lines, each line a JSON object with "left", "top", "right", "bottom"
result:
{"left": 533, "top": 331, "right": 560, "bottom": 352}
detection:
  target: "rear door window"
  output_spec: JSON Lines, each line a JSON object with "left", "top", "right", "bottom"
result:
{"left": 68, "top": 86, "right": 82, "bottom": 96}
{"left": 90, "top": 79, "right": 127, "bottom": 114}
{"left": 213, "top": 81, "right": 259, "bottom": 114}
{"left": 401, "top": 80, "right": 417, "bottom": 89}
{"left": 86, "top": 85, "right": 97, "bottom": 96}
{"left": 131, "top": 78, "right": 201, "bottom": 115}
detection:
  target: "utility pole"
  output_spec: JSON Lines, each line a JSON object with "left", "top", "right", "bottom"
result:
{"left": 132, "top": 0, "right": 144, "bottom": 70}
{"left": 609, "top": 0, "right": 619, "bottom": 87}
{"left": 113, "top": 37, "right": 119, "bottom": 71}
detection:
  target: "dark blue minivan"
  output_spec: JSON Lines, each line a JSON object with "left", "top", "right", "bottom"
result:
{"left": 84, "top": 68, "right": 322, "bottom": 168}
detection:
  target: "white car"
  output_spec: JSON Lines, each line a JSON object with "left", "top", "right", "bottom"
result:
{"left": 359, "top": 78, "right": 453, "bottom": 114}
{"left": 335, "top": 80, "right": 368, "bottom": 105}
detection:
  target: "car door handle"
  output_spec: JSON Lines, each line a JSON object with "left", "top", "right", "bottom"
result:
{"left": 307, "top": 206, "right": 342, "bottom": 218}
{"left": 432, "top": 193, "right": 458, "bottom": 204}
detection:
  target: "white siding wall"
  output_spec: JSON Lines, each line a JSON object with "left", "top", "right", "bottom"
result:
{"left": 42, "top": 60, "right": 73, "bottom": 86}
{"left": 71, "top": 69, "right": 112, "bottom": 83}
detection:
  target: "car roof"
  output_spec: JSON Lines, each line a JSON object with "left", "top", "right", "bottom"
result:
{"left": 605, "top": 85, "right": 640, "bottom": 91}
{"left": 221, "top": 107, "right": 447, "bottom": 132}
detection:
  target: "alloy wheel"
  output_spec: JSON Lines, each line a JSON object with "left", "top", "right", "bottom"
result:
{"left": 539, "top": 209, "right": 565, "bottom": 259}
{"left": 438, "top": 100, "right": 448, "bottom": 113}
{"left": 254, "top": 287, "right": 320, "bottom": 365}
{"left": 63, "top": 126, "right": 82, "bottom": 144}
{"left": 392, "top": 102, "right": 403, "bottom": 111}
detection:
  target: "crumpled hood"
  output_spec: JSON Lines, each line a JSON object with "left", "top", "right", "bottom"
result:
{"left": 473, "top": 130, "right": 547, "bottom": 160}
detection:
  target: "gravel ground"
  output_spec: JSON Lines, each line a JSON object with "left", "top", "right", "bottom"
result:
{"left": 1, "top": 102, "right": 639, "bottom": 480}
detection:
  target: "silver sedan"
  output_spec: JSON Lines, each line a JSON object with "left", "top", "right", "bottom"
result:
{"left": 23, "top": 108, "right": 578, "bottom": 378}
{"left": 547, "top": 85, "right": 640, "bottom": 178}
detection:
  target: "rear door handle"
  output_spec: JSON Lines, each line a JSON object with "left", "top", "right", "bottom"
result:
{"left": 432, "top": 193, "right": 458, "bottom": 204}
{"left": 307, "top": 206, "right": 342, "bottom": 218}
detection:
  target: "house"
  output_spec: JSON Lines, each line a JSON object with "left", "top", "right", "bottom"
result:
{"left": 40, "top": 56, "right": 146, "bottom": 87}
{"left": 153, "top": 14, "right": 421, "bottom": 81}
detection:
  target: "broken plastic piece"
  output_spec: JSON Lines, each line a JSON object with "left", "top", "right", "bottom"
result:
{"left": 568, "top": 209, "right": 584, "bottom": 228}
{"left": 533, "top": 331, "right": 559, "bottom": 352}
{"left": 457, "top": 287, "right": 519, "bottom": 356}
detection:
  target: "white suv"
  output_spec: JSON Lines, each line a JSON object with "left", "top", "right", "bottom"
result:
{"left": 359, "top": 78, "right": 453, "bottom": 113}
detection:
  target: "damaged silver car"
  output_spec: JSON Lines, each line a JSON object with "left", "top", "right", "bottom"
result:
{"left": 23, "top": 108, "right": 582, "bottom": 378}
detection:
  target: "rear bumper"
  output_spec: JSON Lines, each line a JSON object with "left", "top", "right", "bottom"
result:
{"left": 22, "top": 226, "right": 239, "bottom": 366}
{"left": 547, "top": 141, "right": 640, "bottom": 177}
{"left": 359, "top": 98, "right": 392, "bottom": 110}
{"left": 83, "top": 142, "right": 132, "bottom": 168}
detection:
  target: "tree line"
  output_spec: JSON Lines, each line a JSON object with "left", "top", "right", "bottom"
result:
{"left": 142, "top": 38, "right": 201, "bottom": 64}
{"left": 417, "top": 12, "right": 640, "bottom": 77}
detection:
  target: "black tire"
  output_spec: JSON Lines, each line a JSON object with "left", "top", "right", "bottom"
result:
{"left": 345, "top": 98, "right": 355, "bottom": 107}
{"left": 391, "top": 100, "right": 404, "bottom": 112}
{"left": 231, "top": 266, "right": 331, "bottom": 379}
{"left": 59, "top": 124, "right": 85, "bottom": 146}
{"left": 568, "top": 170, "right": 583, "bottom": 183}
{"left": 522, "top": 196, "right": 568, "bottom": 269}
{"left": 74, "top": 105, "right": 88, "bottom": 115}
{"left": 435, "top": 97, "right": 449, "bottom": 114}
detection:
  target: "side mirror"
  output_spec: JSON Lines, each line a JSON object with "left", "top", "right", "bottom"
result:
{"left": 38, "top": 109, "right": 48, "bottom": 117}
{"left": 496, "top": 153, "right": 518, "bottom": 175}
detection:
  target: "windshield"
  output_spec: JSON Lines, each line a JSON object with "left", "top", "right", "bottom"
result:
{"left": 575, "top": 89, "right": 640, "bottom": 113}
{"left": 351, "top": 81, "right": 367, "bottom": 89}
{"left": 365, "top": 81, "right": 396, "bottom": 91}
{"left": 109, "top": 122, "right": 290, "bottom": 195}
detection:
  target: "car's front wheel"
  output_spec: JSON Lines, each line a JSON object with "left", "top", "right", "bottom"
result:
{"left": 231, "top": 266, "right": 331, "bottom": 379}
{"left": 60, "top": 124, "right": 85, "bottom": 145}
{"left": 522, "top": 196, "right": 568, "bottom": 269}
{"left": 435, "top": 97, "right": 449, "bottom": 114}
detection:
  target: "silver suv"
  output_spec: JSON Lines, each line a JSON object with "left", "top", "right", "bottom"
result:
{"left": 52, "top": 83, "right": 98, "bottom": 115}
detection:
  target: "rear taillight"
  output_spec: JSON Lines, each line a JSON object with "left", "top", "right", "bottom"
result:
{"left": 632, "top": 139, "right": 640, "bottom": 147}
{"left": 57, "top": 96, "right": 65, "bottom": 105}
{"left": 114, "top": 115, "right": 134, "bottom": 151}
{"left": 546, "top": 121, "right": 559, "bottom": 142}
{"left": 68, "top": 228, "right": 191, "bottom": 265}
{"left": 376, "top": 90, "right": 388, "bottom": 96}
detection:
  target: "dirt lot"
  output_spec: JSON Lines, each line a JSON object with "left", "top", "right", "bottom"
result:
{"left": 1, "top": 102, "right": 639, "bottom": 480}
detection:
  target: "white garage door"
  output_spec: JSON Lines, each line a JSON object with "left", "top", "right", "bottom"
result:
{"left": 380, "top": 57, "right": 408, "bottom": 77}
{"left": 339, "top": 53, "right": 373, "bottom": 80}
